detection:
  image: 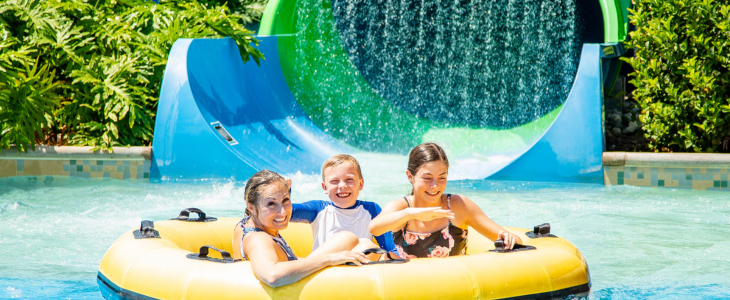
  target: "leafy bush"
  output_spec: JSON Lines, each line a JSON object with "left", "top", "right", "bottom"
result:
{"left": 200, "top": 0, "right": 269, "bottom": 24}
{"left": 624, "top": 0, "right": 730, "bottom": 152}
{"left": 0, "top": 0, "right": 262, "bottom": 152}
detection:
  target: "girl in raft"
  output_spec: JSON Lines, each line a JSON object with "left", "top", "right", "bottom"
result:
{"left": 369, "top": 142, "right": 522, "bottom": 258}
{"left": 233, "top": 170, "right": 369, "bottom": 287}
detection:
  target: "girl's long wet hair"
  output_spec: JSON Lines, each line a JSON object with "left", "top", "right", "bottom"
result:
{"left": 244, "top": 170, "right": 289, "bottom": 216}
{"left": 407, "top": 142, "right": 449, "bottom": 195}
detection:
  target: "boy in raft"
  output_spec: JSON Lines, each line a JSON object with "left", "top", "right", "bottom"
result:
{"left": 233, "top": 170, "right": 369, "bottom": 287}
{"left": 290, "top": 154, "right": 399, "bottom": 260}
{"left": 369, "top": 143, "right": 521, "bottom": 258}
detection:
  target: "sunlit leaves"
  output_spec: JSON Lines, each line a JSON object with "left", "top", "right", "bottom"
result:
{"left": 0, "top": 60, "right": 61, "bottom": 152}
{"left": 624, "top": 0, "right": 730, "bottom": 152}
{"left": 0, "top": 0, "right": 263, "bottom": 152}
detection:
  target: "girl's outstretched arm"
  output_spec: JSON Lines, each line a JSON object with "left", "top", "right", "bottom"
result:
{"left": 244, "top": 232, "right": 369, "bottom": 288}
{"left": 452, "top": 195, "right": 522, "bottom": 249}
{"left": 369, "top": 199, "right": 454, "bottom": 236}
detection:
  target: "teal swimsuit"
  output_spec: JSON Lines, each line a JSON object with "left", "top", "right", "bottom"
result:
{"left": 237, "top": 215, "right": 297, "bottom": 261}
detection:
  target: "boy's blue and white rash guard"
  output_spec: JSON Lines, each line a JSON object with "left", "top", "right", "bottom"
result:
{"left": 291, "top": 200, "right": 397, "bottom": 254}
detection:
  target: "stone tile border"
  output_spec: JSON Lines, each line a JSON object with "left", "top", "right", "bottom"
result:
{"left": 0, "top": 146, "right": 152, "bottom": 180}
{"left": 603, "top": 152, "right": 730, "bottom": 191}
{"left": 0, "top": 146, "right": 151, "bottom": 160}
{"left": 3, "top": 148, "right": 730, "bottom": 191}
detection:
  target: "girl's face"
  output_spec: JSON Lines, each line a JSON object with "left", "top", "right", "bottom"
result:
{"left": 247, "top": 182, "right": 292, "bottom": 234}
{"left": 407, "top": 160, "right": 448, "bottom": 204}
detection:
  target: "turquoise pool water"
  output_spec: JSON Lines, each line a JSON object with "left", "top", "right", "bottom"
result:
{"left": 1, "top": 154, "right": 729, "bottom": 299}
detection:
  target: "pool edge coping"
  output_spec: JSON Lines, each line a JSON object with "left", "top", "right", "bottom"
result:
{"left": 0, "top": 146, "right": 152, "bottom": 161}
{"left": 602, "top": 151, "right": 730, "bottom": 168}
{"left": 3, "top": 147, "right": 730, "bottom": 167}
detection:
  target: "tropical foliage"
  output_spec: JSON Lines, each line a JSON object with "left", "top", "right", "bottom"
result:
{"left": 0, "top": 0, "right": 262, "bottom": 152}
{"left": 624, "top": 0, "right": 730, "bottom": 152}
{"left": 200, "top": 0, "right": 268, "bottom": 24}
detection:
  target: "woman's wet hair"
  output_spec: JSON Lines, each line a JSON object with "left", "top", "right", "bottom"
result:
{"left": 407, "top": 143, "right": 449, "bottom": 194}
{"left": 244, "top": 170, "right": 289, "bottom": 216}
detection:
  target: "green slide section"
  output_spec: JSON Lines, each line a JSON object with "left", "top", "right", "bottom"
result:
{"left": 258, "top": 0, "right": 563, "bottom": 155}
{"left": 599, "top": 0, "right": 631, "bottom": 42}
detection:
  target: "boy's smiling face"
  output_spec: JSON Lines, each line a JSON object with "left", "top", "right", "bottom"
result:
{"left": 322, "top": 162, "right": 364, "bottom": 208}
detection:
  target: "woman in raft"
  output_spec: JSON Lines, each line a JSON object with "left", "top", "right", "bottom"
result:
{"left": 233, "top": 170, "right": 369, "bottom": 287}
{"left": 369, "top": 142, "right": 522, "bottom": 258}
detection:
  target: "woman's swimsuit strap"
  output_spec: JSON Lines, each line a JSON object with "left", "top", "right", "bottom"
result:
{"left": 238, "top": 215, "right": 297, "bottom": 261}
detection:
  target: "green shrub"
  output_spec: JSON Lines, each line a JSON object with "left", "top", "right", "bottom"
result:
{"left": 199, "top": 0, "right": 269, "bottom": 24}
{"left": 624, "top": 0, "right": 730, "bottom": 152}
{"left": 0, "top": 0, "right": 262, "bottom": 152}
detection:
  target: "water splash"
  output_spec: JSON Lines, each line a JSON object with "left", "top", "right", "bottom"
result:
{"left": 332, "top": 0, "right": 581, "bottom": 128}
{"left": 284, "top": 0, "right": 581, "bottom": 152}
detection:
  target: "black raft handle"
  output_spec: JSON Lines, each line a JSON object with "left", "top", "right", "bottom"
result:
{"left": 525, "top": 223, "right": 557, "bottom": 238}
{"left": 343, "top": 248, "right": 410, "bottom": 266}
{"left": 187, "top": 246, "right": 238, "bottom": 263}
{"left": 172, "top": 208, "right": 217, "bottom": 222}
{"left": 489, "top": 239, "right": 536, "bottom": 253}
{"left": 133, "top": 220, "right": 160, "bottom": 239}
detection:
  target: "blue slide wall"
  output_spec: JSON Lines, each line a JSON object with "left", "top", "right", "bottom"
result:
{"left": 151, "top": 38, "right": 347, "bottom": 180}
{"left": 151, "top": 35, "right": 616, "bottom": 183}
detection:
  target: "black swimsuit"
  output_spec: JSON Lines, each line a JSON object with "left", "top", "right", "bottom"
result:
{"left": 237, "top": 215, "right": 297, "bottom": 261}
{"left": 392, "top": 194, "right": 468, "bottom": 258}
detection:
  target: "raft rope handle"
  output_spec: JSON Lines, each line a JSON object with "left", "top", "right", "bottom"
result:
{"left": 489, "top": 239, "right": 537, "bottom": 253}
{"left": 133, "top": 220, "right": 160, "bottom": 239}
{"left": 187, "top": 246, "right": 238, "bottom": 263}
{"left": 172, "top": 208, "right": 218, "bottom": 222}
{"left": 343, "top": 248, "right": 410, "bottom": 265}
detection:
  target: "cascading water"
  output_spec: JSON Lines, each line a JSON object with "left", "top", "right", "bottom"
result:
{"left": 334, "top": 0, "right": 581, "bottom": 128}
{"left": 285, "top": 0, "right": 581, "bottom": 153}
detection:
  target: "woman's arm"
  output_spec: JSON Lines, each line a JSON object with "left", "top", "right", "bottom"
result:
{"left": 244, "top": 233, "right": 368, "bottom": 287}
{"left": 369, "top": 199, "right": 455, "bottom": 236}
{"left": 452, "top": 195, "right": 522, "bottom": 249}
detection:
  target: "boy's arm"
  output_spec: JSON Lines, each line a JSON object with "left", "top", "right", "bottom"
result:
{"left": 290, "top": 200, "right": 328, "bottom": 223}
{"left": 374, "top": 231, "right": 399, "bottom": 254}
{"left": 362, "top": 201, "right": 399, "bottom": 254}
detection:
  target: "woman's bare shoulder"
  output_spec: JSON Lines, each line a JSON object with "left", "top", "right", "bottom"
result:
{"left": 242, "top": 231, "right": 276, "bottom": 244}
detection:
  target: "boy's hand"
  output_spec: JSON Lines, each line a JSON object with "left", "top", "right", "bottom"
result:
{"left": 407, "top": 207, "right": 455, "bottom": 222}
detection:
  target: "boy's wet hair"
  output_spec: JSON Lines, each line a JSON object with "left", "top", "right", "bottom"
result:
{"left": 321, "top": 154, "right": 363, "bottom": 181}
{"left": 407, "top": 142, "right": 450, "bottom": 189}
{"left": 244, "top": 169, "right": 289, "bottom": 216}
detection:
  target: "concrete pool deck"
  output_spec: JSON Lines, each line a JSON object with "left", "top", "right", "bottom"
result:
{"left": 1, "top": 147, "right": 730, "bottom": 191}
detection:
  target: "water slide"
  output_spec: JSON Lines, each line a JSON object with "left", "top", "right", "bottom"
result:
{"left": 151, "top": 0, "right": 630, "bottom": 183}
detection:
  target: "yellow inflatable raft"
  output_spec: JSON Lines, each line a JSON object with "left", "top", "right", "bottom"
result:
{"left": 98, "top": 210, "right": 590, "bottom": 300}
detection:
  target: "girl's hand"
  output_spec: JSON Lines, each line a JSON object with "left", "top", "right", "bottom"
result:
{"left": 326, "top": 251, "right": 370, "bottom": 266}
{"left": 499, "top": 230, "right": 522, "bottom": 250}
{"left": 407, "top": 207, "right": 455, "bottom": 222}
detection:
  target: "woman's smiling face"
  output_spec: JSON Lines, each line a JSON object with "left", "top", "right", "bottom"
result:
{"left": 408, "top": 160, "right": 448, "bottom": 204}
{"left": 248, "top": 182, "right": 292, "bottom": 235}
